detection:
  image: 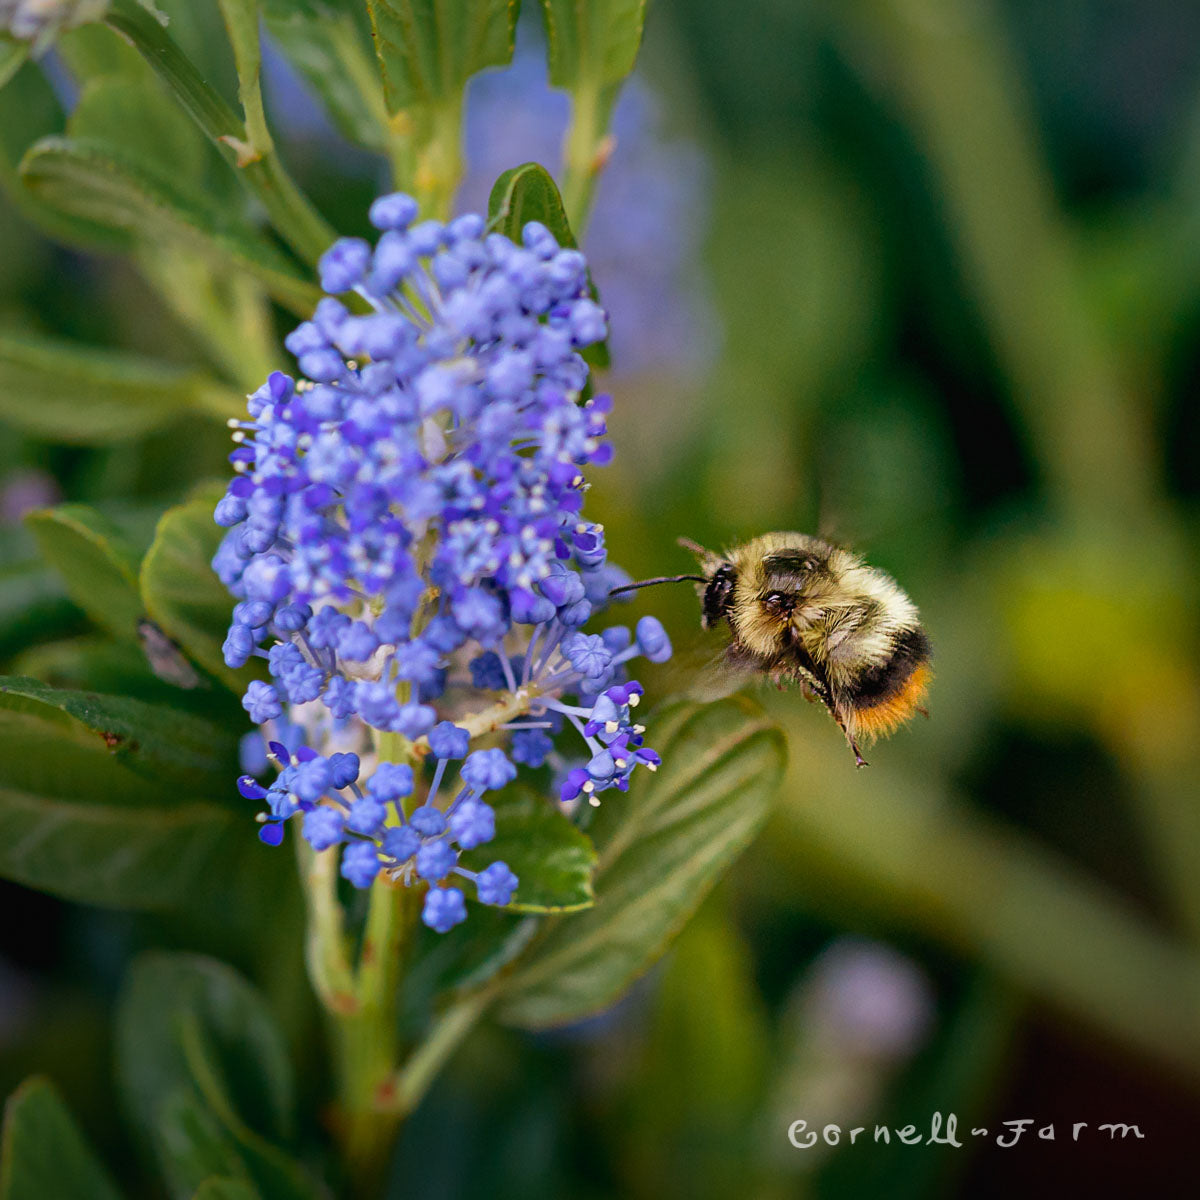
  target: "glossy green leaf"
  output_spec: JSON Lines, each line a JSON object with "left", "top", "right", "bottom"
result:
{"left": 140, "top": 485, "right": 259, "bottom": 693}
{"left": 25, "top": 506, "right": 143, "bottom": 640}
{"left": 0, "top": 674, "right": 239, "bottom": 908}
{"left": 462, "top": 785, "right": 595, "bottom": 912}
{"left": 0, "top": 333, "right": 237, "bottom": 445}
{"left": 19, "top": 137, "right": 321, "bottom": 316}
{"left": 0, "top": 783, "right": 234, "bottom": 909}
{"left": 538, "top": 0, "right": 646, "bottom": 89}
{"left": 0, "top": 1077, "right": 124, "bottom": 1200}
{"left": 0, "top": 676, "right": 238, "bottom": 791}
{"left": 367, "top": 0, "right": 517, "bottom": 111}
{"left": 488, "top": 161, "right": 574, "bottom": 246}
{"left": 263, "top": 0, "right": 385, "bottom": 151}
{"left": 497, "top": 698, "right": 785, "bottom": 1028}
{"left": 117, "top": 954, "right": 320, "bottom": 1200}
{"left": 487, "top": 161, "right": 611, "bottom": 368}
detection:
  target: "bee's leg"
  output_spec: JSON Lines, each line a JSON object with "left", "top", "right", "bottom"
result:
{"left": 833, "top": 711, "right": 869, "bottom": 768}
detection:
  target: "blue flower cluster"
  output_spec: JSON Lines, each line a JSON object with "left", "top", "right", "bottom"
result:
{"left": 214, "top": 194, "right": 672, "bottom": 932}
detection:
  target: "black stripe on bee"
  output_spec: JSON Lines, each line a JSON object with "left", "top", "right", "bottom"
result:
{"left": 844, "top": 625, "right": 932, "bottom": 710}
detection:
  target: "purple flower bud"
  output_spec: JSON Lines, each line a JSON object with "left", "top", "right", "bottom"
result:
{"left": 449, "top": 798, "right": 494, "bottom": 849}
{"left": 416, "top": 838, "right": 457, "bottom": 882}
{"left": 636, "top": 616, "right": 672, "bottom": 663}
{"left": 461, "top": 748, "right": 517, "bottom": 792}
{"left": 428, "top": 721, "right": 470, "bottom": 760}
{"left": 476, "top": 861, "right": 518, "bottom": 906}
{"left": 409, "top": 804, "right": 447, "bottom": 836}
{"left": 242, "top": 681, "right": 282, "bottom": 723}
{"left": 422, "top": 886, "right": 467, "bottom": 932}
{"left": 341, "top": 841, "right": 381, "bottom": 888}
{"left": 303, "top": 807, "right": 345, "bottom": 850}
{"left": 367, "top": 763, "right": 414, "bottom": 801}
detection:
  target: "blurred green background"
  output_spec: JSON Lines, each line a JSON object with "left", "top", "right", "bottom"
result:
{"left": 2, "top": 0, "right": 1199, "bottom": 1196}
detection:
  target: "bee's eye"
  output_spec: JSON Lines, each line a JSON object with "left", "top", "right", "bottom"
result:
{"left": 763, "top": 591, "right": 794, "bottom": 615}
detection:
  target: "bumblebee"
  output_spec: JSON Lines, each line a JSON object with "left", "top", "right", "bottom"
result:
{"left": 611, "top": 533, "right": 931, "bottom": 766}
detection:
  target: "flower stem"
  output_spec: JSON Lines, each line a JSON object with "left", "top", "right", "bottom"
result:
{"left": 382, "top": 987, "right": 495, "bottom": 1116}
{"left": 296, "top": 837, "right": 357, "bottom": 1015}
{"left": 412, "top": 96, "right": 465, "bottom": 222}
{"left": 105, "top": 0, "right": 335, "bottom": 266}
{"left": 334, "top": 874, "right": 418, "bottom": 1197}
{"left": 561, "top": 76, "right": 619, "bottom": 237}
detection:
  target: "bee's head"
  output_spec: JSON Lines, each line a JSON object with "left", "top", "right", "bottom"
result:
{"left": 701, "top": 564, "right": 736, "bottom": 629}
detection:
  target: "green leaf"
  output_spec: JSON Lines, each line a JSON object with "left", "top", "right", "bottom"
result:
{"left": 141, "top": 485, "right": 256, "bottom": 693}
{"left": 538, "top": 0, "right": 646, "bottom": 89}
{"left": 0, "top": 560, "right": 82, "bottom": 661}
{"left": 461, "top": 785, "right": 595, "bottom": 912}
{"left": 0, "top": 333, "right": 238, "bottom": 445}
{"left": 116, "top": 954, "right": 320, "bottom": 1200}
{"left": 0, "top": 675, "right": 240, "bottom": 908}
{"left": 25, "top": 506, "right": 143, "bottom": 641}
{"left": 154, "top": 1090, "right": 251, "bottom": 1200}
{"left": 0, "top": 40, "right": 28, "bottom": 91}
{"left": 0, "top": 1077, "right": 124, "bottom": 1200}
{"left": 193, "top": 1179, "right": 261, "bottom": 1200}
{"left": 0, "top": 783, "right": 234, "bottom": 909}
{"left": 488, "top": 161, "right": 574, "bottom": 246}
{"left": 0, "top": 676, "right": 238, "bottom": 791}
{"left": 0, "top": 62, "right": 130, "bottom": 249}
{"left": 487, "top": 161, "right": 611, "bottom": 368}
{"left": 263, "top": 0, "right": 386, "bottom": 151}
{"left": 19, "top": 137, "right": 321, "bottom": 316}
{"left": 68, "top": 73, "right": 208, "bottom": 188}
{"left": 367, "top": 0, "right": 517, "bottom": 111}
{"left": 497, "top": 698, "right": 785, "bottom": 1028}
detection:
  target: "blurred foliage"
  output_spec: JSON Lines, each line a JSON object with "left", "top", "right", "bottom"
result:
{"left": 1, "top": 0, "right": 1199, "bottom": 1197}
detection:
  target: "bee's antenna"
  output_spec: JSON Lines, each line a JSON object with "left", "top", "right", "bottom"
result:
{"left": 609, "top": 574, "right": 707, "bottom": 597}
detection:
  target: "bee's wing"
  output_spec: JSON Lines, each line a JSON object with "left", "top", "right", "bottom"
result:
{"left": 659, "top": 642, "right": 761, "bottom": 703}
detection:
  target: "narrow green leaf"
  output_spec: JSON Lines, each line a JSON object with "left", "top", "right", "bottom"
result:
{"left": 117, "top": 955, "right": 320, "bottom": 1200}
{"left": 0, "top": 676, "right": 238, "bottom": 791}
{"left": 140, "top": 485, "right": 255, "bottom": 693}
{"left": 461, "top": 786, "right": 595, "bottom": 912}
{"left": 497, "top": 698, "right": 786, "bottom": 1028}
{"left": 0, "top": 783, "right": 234, "bottom": 909}
{"left": 0, "top": 40, "right": 28, "bottom": 91}
{"left": 487, "top": 161, "right": 611, "bottom": 368}
{"left": 0, "top": 1077, "right": 124, "bottom": 1200}
{"left": 155, "top": 1090, "right": 250, "bottom": 1200}
{"left": 25, "top": 506, "right": 143, "bottom": 640}
{"left": 538, "top": 0, "right": 646, "bottom": 89}
{"left": 263, "top": 0, "right": 386, "bottom": 151}
{"left": 19, "top": 137, "right": 321, "bottom": 316}
{"left": 0, "top": 333, "right": 238, "bottom": 445}
{"left": 367, "top": 0, "right": 517, "bottom": 111}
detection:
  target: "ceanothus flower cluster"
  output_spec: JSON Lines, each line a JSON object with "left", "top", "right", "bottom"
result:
{"left": 214, "top": 193, "right": 672, "bottom": 933}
